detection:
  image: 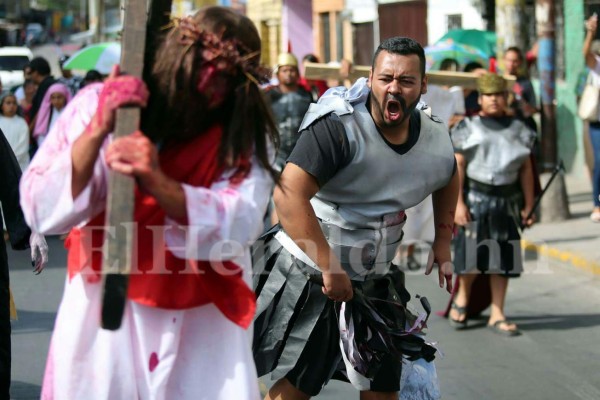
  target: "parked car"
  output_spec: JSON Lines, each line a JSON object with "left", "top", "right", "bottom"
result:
{"left": 0, "top": 47, "right": 33, "bottom": 90}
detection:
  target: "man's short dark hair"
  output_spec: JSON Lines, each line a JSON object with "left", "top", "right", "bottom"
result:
{"left": 504, "top": 46, "right": 523, "bottom": 61}
{"left": 28, "top": 57, "right": 51, "bottom": 76}
{"left": 372, "top": 37, "right": 426, "bottom": 78}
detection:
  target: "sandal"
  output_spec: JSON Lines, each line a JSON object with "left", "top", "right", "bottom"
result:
{"left": 449, "top": 302, "right": 468, "bottom": 329}
{"left": 590, "top": 211, "right": 600, "bottom": 223}
{"left": 488, "top": 320, "right": 521, "bottom": 337}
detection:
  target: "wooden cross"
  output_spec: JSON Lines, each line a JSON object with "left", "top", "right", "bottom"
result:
{"left": 101, "top": 0, "right": 172, "bottom": 330}
{"left": 303, "top": 62, "right": 516, "bottom": 90}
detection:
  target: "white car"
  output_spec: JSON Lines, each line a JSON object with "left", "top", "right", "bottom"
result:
{"left": 0, "top": 47, "right": 33, "bottom": 90}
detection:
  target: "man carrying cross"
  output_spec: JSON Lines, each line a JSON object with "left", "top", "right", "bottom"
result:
{"left": 20, "top": 6, "right": 277, "bottom": 399}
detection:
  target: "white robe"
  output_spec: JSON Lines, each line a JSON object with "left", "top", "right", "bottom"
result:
{"left": 20, "top": 83, "right": 272, "bottom": 400}
{"left": 0, "top": 115, "right": 30, "bottom": 172}
{"left": 405, "top": 86, "right": 464, "bottom": 244}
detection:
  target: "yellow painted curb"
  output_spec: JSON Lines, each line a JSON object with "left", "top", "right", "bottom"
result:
{"left": 521, "top": 239, "right": 600, "bottom": 275}
{"left": 259, "top": 380, "right": 268, "bottom": 397}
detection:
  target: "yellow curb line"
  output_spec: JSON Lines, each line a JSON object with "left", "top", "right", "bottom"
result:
{"left": 259, "top": 380, "right": 268, "bottom": 397}
{"left": 521, "top": 239, "right": 600, "bottom": 276}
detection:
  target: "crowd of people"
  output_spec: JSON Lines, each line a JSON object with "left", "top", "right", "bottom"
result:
{"left": 0, "top": 4, "right": 591, "bottom": 400}
{"left": 0, "top": 55, "right": 104, "bottom": 165}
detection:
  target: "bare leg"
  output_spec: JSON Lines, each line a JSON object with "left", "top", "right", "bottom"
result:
{"left": 488, "top": 275, "right": 517, "bottom": 331}
{"left": 404, "top": 244, "right": 421, "bottom": 270}
{"left": 449, "top": 273, "right": 477, "bottom": 322}
{"left": 265, "top": 378, "right": 310, "bottom": 400}
{"left": 406, "top": 243, "right": 415, "bottom": 257}
{"left": 360, "top": 391, "right": 398, "bottom": 400}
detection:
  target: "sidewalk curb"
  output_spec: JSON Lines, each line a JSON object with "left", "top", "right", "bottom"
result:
{"left": 521, "top": 239, "right": 600, "bottom": 276}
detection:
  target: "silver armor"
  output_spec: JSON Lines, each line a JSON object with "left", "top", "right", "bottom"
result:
{"left": 268, "top": 88, "right": 313, "bottom": 170}
{"left": 281, "top": 79, "right": 456, "bottom": 279}
{"left": 451, "top": 116, "right": 536, "bottom": 185}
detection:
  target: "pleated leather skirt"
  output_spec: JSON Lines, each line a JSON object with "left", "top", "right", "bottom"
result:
{"left": 453, "top": 181, "right": 524, "bottom": 276}
{"left": 252, "top": 225, "right": 436, "bottom": 395}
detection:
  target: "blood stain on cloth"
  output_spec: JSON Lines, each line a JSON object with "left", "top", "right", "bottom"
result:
{"left": 149, "top": 352, "right": 159, "bottom": 372}
{"left": 85, "top": 274, "right": 101, "bottom": 284}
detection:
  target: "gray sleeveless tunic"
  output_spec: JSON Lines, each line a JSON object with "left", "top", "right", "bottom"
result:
{"left": 253, "top": 79, "right": 455, "bottom": 390}
{"left": 292, "top": 85, "right": 456, "bottom": 280}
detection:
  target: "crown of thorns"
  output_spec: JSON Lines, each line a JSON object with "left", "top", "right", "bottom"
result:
{"left": 164, "top": 16, "right": 270, "bottom": 86}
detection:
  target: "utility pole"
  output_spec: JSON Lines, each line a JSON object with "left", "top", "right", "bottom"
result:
{"left": 536, "top": 0, "right": 570, "bottom": 222}
{"left": 93, "top": 0, "right": 104, "bottom": 43}
{"left": 496, "top": 0, "right": 528, "bottom": 57}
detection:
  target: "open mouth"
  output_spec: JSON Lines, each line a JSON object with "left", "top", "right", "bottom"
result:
{"left": 386, "top": 100, "right": 401, "bottom": 121}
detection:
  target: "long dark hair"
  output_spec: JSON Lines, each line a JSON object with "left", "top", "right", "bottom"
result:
{"left": 142, "top": 6, "right": 279, "bottom": 181}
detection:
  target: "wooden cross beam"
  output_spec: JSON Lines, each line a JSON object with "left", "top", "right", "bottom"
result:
{"left": 303, "top": 62, "right": 516, "bottom": 90}
{"left": 101, "top": 0, "right": 172, "bottom": 331}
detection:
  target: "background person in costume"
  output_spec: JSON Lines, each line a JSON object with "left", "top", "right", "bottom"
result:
{"left": 0, "top": 129, "right": 47, "bottom": 399}
{"left": 266, "top": 52, "right": 313, "bottom": 173}
{"left": 265, "top": 52, "right": 313, "bottom": 225}
{"left": 253, "top": 36, "right": 458, "bottom": 400}
{"left": 449, "top": 73, "right": 536, "bottom": 336}
{"left": 20, "top": 6, "right": 278, "bottom": 399}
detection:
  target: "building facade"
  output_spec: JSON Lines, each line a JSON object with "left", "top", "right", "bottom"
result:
{"left": 246, "top": 0, "right": 314, "bottom": 68}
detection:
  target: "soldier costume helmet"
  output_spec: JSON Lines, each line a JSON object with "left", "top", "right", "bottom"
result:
{"left": 477, "top": 73, "right": 507, "bottom": 94}
{"left": 275, "top": 53, "right": 298, "bottom": 72}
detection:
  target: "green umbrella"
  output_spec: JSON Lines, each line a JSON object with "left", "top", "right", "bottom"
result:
{"left": 425, "top": 41, "right": 489, "bottom": 71}
{"left": 436, "top": 29, "right": 497, "bottom": 58}
{"left": 62, "top": 42, "right": 121, "bottom": 74}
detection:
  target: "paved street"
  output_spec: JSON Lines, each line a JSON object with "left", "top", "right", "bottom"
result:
{"left": 6, "top": 231, "right": 600, "bottom": 399}
{"left": 1, "top": 4, "right": 593, "bottom": 399}
{"left": 9, "top": 236, "right": 65, "bottom": 399}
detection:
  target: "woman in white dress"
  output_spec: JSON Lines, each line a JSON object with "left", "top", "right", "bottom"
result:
{"left": 0, "top": 93, "right": 29, "bottom": 171}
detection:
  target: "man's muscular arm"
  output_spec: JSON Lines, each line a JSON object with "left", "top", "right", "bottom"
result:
{"left": 429, "top": 170, "right": 460, "bottom": 293}
{"left": 273, "top": 163, "right": 353, "bottom": 302}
